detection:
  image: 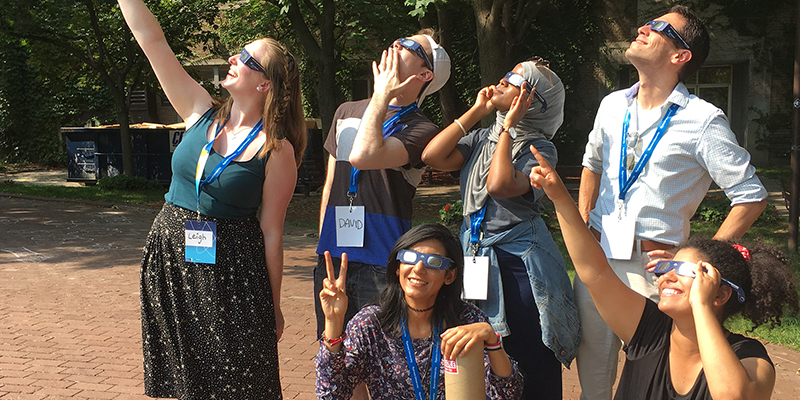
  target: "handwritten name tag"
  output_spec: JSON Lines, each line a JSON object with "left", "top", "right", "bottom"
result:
{"left": 335, "top": 206, "right": 365, "bottom": 247}
{"left": 185, "top": 220, "right": 217, "bottom": 264}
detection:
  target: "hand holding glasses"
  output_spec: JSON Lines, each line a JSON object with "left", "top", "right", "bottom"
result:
{"left": 653, "top": 260, "right": 745, "bottom": 303}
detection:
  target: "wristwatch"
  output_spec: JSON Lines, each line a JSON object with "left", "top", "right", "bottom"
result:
{"left": 502, "top": 126, "right": 517, "bottom": 139}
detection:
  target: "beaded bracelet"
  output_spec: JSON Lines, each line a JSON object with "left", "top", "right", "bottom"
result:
{"left": 485, "top": 333, "right": 502, "bottom": 351}
{"left": 323, "top": 332, "right": 346, "bottom": 347}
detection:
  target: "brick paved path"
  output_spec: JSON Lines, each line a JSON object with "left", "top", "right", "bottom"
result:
{"left": 1, "top": 194, "right": 799, "bottom": 399}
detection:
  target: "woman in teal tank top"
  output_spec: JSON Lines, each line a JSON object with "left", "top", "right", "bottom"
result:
{"left": 118, "top": 0, "right": 307, "bottom": 398}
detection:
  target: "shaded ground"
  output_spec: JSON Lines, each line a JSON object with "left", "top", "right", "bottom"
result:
{"left": 1, "top": 168, "right": 798, "bottom": 400}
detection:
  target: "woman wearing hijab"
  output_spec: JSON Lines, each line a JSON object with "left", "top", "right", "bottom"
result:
{"left": 422, "top": 58, "right": 580, "bottom": 399}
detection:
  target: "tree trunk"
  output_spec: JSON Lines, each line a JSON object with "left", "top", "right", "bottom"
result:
{"left": 473, "top": 0, "right": 513, "bottom": 87}
{"left": 285, "top": 0, "right": 341, "bottom": 140}
{"left": 472, "top": 0, "right": 513, "bottom": 126}
{"left": 317, "top": 0, "right": 339, "bottom": 138}
{"left": 113, "top": 94, "right": 134, "bottom": 176}
{"left": 435, "top": 3, "right": 468, "bottom": 125}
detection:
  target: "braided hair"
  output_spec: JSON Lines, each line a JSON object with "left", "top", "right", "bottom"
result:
{"left": 676, "top": 237, "right": 799, "bottom": 329}
{"left": 212, "top": 38, "right": 307, "bottom": 166}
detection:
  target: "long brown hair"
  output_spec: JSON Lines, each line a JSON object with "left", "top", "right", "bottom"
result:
{"left": 213, "top": 38, "right": 307, "bottom": 166}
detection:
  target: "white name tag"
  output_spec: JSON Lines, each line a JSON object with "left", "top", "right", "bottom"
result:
{"left": 335, "top": 206, "right": 365, "bottom": 247}
{"left": 185, "top": 228, "right": 213, "bottom": 247}
{"left": 461, "top": 256, "right": 490, "bottom": 300}
{"left": 600, "top": 212, "right": 636, "bottom": 260}
{"left": 184, "top": 220, "right": 217, "bottom": 264}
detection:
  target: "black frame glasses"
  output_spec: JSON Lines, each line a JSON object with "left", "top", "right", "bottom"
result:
{"left": 396, "top": 38, "right": 434, "bottom": 72}
{"left": 645, "top": 20, "right": 691, "bottom": 51}
{"left": 503, "top": 72, "right": 547, "bottom": 113}
{"left": 397, "top": 249, "right": 452, "bottom": 270}
{"left": 239, "top": 49, "right": 267, "bottom": 76}
{"left": 653, "top": 261, "right": 745, "bottom": 303}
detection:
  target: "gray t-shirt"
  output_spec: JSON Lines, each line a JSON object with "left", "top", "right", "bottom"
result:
{"left": 456, "top": 129, "right": 557, "bottom": 235}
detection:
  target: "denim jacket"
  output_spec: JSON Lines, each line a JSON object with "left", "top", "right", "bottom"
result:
{"left": 460, "top": 216, "right": 581, "bottom": 367}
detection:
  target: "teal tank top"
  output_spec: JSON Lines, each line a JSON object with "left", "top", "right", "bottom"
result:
{"left": 164, "top": 109, "right": 269, "bottom": 219}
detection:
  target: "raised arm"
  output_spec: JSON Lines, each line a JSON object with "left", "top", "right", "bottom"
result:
{"left": 578, "top": 167, "right": 600, "bottom": 224}
{"left": 421, "top": 86, "right": 496, "bottom": 171}
{"left": 259, "top": 141, "right": 297, "bottom": 341}
{"left": 117, "top": 0, "right": 212, "bottom": 122}
{"left": 349, "top": 48, "right": 417, "bottom": 170}
{"left": 688, "top": 262, "right": 775, "bottom": 400}
{"left": 486, "top": 89, "right": 534, "bottom": 199}
{"left": 528, "top": 145, "right": 644, "bottom": 343}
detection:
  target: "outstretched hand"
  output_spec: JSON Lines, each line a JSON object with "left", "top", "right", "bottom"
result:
{"left": 320, "top": 251, "right": 348, "bottom": 328}
{"left": 372, "top": 47, "right": 417, "bottom": 100}
{"left": 528, "top": 145, "right": 571, "bottom": 203}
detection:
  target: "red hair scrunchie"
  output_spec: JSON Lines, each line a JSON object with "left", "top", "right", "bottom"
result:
{"left": 732, "top": 244, "right": 751, "bottom": 262}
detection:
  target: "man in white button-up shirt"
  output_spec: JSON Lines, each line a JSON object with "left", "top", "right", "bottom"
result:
{"left": 575, "top": 5, "right": 768, "bottom": 400}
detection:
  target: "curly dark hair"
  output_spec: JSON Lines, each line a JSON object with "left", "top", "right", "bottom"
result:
{"left": 376, "top": 223, "right": 466, "bottom": 338}
{"left": 677, "top": 237, "right": 799, "bottom": 329}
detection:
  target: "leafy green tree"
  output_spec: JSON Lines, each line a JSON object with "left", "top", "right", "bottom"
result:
{"left": 219, "top": 0, "right": 419, "bottom": 136}
{"left": 0, "top": 0, "right": 222, "bottom": 174}
{"left": 0, "top": 37, "right": 62, "bottom": 164}
{"left": 410, "top": 0, "right": 598, "bottom": 163}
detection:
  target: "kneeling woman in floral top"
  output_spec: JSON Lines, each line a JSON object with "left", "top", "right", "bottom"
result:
{"left": 315, "top": 223, "right": 523, "bottom": 399}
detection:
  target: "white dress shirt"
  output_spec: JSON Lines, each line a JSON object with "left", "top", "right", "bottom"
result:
{"left": 582, "top": 82, "right": 767, "bottom": 245}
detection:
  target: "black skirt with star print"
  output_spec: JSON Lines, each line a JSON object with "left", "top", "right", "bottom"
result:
{"left": 140, "top": 203, "right": 282, "bottom": 399}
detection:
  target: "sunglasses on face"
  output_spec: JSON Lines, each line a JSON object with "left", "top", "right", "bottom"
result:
{"left": 653, "top": 261, "right": 745, "bottom": 303}
{"left": 396, "top": 38, "right": 434, "bottom": 72}
{"left": 239, "top": 49, "right": 267, "bottom": 76}
{"left": 502, "top": 72, "right": 547, "bottom": 113}
{"left": 645, "top": 20, "right": 692, "bottom": 51}
{"left": 397, "top": 249, "right": 452, "bottom": 270}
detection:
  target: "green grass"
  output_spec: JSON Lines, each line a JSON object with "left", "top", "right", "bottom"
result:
{"left": 0, "top": 182, "right": 167, "bottom": 205}
{"left": 726, "top": 315, "right": 800, "bottom": 351}
{"left": 756, "top": 165, "right": 790, "bottom": 181}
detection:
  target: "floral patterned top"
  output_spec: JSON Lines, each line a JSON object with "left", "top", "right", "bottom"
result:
{"left": 315, "top": 303, "right": 523, "bottom": 399}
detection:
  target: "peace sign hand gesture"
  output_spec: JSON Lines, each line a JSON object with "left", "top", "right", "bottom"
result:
{"left": 320, "top": 251, "right": 349, "bottom": 334}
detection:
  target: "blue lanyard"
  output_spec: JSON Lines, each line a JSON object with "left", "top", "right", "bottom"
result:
{"left": 348, "top": 102, "right": 420, "bottom": 204}
{"left": 618, "top": 103, "right": 679, "bottom": 201}
{"left": 195, "top": 117, "right": 263, "bottom": 214}
{"left": 468, "top": 206, "right": 486, "bottom": 256}
{"left": 400, "top": 317, "right": 442, "bottom": 400}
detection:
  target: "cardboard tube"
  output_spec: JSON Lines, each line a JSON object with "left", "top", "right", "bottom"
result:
{"left": 444, "top": 343, "right": 485, "bottom": 399}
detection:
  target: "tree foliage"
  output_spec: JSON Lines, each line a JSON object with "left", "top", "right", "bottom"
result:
{"left": 0, "top": 0, "right": 222, "bottom": 171}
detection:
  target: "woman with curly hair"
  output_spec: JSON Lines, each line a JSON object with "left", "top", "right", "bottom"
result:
{"left": 118, "top": 0, "right": 306, "bottom": 398}
{"left": 528, "top": 146, "right": 799, "bottom": 400}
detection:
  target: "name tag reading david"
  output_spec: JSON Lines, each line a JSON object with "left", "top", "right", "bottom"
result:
{"left": 185, "top": 220, "right": 217, "bottom": 264}
{"left": 335, "top": 206, "right": 365, "bottom": 247}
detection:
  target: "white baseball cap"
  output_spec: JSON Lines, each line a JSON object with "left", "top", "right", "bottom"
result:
{"left": 418, "top": 35, "right": 451, "bottom": 104}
